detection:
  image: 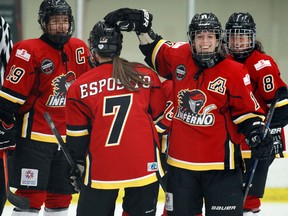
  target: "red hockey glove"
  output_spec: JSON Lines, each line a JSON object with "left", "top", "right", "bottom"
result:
{"left": 0, "top": 111, "right": 16, "bottom": 151}
{"left": 104, "top": 8, "right": 153, "bottom": 33}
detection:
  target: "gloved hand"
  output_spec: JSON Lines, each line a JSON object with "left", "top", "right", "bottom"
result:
{"left": 104, "top": 8, "right": 153, "bottom": 33}
{"left": 70, "top": 164, "right": 84, "bottom": 193}
{"left": 270, "top": 126, "right": 284, "bottom": 157}
{"left": 244, "top": 121, "right": 274, "bottom": 160}
{"left": 0, "top": 111, "right": 17, "bottom": 151}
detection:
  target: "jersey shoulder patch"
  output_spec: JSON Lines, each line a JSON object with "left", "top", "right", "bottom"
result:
{"left": 254, "top": 59, "right": 271, "bottom": 71}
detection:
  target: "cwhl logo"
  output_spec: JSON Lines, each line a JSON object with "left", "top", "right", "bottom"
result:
{"left": 175, "top": 89, "right": 216, "bottom": 126}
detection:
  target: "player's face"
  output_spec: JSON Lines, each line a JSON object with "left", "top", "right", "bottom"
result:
{"left": 228, "top": 33, "right": 250, "bottom": 52}
{"left": 194, "top": 30, "right": 218, "bottom": 53}
{"left": 47, "top": 15, "right": 70, "bottom": 35}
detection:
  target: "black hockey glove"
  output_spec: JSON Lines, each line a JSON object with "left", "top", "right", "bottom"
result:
{"left": 0, "top": 110, "right": 16, "bottom": 151}
{"left": 244, "top": 121, "right": 274, "bottom": 160}
{"left": 104, "top": 8, "right": 153, "bottom": 33}
{"left": 270, "top": 125, "right": 284, "bottom": 157}
{"left": 70, "top": 162, "right": 84, "bottom": 193}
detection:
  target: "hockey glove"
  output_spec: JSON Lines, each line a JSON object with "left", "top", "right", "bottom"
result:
{"left": 104, "top": 8, "right": 153, "bottom": 33}
{"left": 244, "top": 121, "right": 274, "bottom": 160}
{"left": 0, "top": 110, "right": 16, "bottom": 151}
{"left": 270, "top": 126, "right": 284, "bottom": 157}
{"left": 70, "top": 163, "right": 84, "bottom": 193}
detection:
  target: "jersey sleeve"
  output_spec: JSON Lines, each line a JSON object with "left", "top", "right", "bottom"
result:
{"left": 140, "top": 39, "right": 175, "bottom": 79}
{"left": 253, "top": 56, "right": 288, "bottom": 126}
{"left": 148, "top": 70, "right": 166, "bottom": 123}
{"left": 228, "top": 64, "right": 265, "bottom": 126}
{"left": 155, "top": 79, "right": 173, "bottom": 133}
{"left": 0, "top": 41, "right": 37, "bottom": 114}
{"left": 66, "top": 82, "right": 91, "bottom": 160}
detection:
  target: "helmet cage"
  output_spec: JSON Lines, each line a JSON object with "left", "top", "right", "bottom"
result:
{"left": 225, "top": 28, "right": 255, "bottom": 60}
{"left": 188, "top": 29, "right": 223, "bottom": 64}
{"left": 88, "top": 22, "right": 123, "bottom": 58}
{"left": 38, "top": 0, "right": 74, "bottom": 45}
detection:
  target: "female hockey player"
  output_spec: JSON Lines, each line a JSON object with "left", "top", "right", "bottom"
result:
{"left": 103, "top": 8, "right": 274, "bottom": 216}
{"left": 225, "top": 12, "right": 288, "bottom": 216}
{"left": 0, "top": 0, "right": 91, "bottom": 215}
{"left": 65, "top": 21, "right": 166, "bottom": 216}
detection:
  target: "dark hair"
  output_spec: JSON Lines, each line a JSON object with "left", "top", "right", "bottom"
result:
{"left": 254, "top": 40, "right": 265, "bottom": 54}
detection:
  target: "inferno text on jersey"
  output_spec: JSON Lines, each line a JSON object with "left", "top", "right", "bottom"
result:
{"left": 175, "top": 89, "right": 216, "bottom": 126}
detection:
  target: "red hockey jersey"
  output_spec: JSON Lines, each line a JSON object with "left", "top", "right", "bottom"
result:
{"left": 155, "top": 79, "right": 173, "bottom": 153}
{"left": 236, "top": 51, "right": 288, "bottom": 158}
{"left": 66, "top": 63, "right": 166, "bottom": 189}
{"left": 149, "top": 40, "right": 265, "bottom": 171}
{"left": 0, "top": 37, "right": 90, "bottom": 143}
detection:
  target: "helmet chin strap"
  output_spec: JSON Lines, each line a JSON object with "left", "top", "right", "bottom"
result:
{"left": 193, "top": 53, "right": 225, "bottom": 80}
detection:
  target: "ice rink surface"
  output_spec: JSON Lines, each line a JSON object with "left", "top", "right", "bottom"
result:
{"left": 2, "top": 201, "right": 288, "bottom": 216}
{"left": 2, "top": 160, "right": 287, "bottom": 215}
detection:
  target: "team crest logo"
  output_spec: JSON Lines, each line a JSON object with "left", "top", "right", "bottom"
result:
{"left": 46, "top": 72, "right": 76, "bottom": 107}
{"left": 208, "top": 77, "right": 227, "bottom": 95}
{"left": 175, "top": 65, "right": 186, "bottom": 80}
{"left": 41, "top": 59, "right": 54, "bottom": 74}
{"left": 175, "top": 89, "right": 216, "bottom": 126}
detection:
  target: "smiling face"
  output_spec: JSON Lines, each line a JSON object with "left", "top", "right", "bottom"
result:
{"left": 189, "top": 29, "right": 222, "bottom": 63}
{"left": 193, "top": 30, "right": 218, "bottom": 54}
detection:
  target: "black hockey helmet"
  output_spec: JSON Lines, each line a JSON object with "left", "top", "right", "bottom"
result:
{"left": 188, "top": 13, "right": 223, "bottom": 68}
{"left": 38, "top": 0, "right": 74, "bottom": 45}
{"left": 189, "top": 13, "right": 222, "bottom": 33}
{"left": 225, "top": 12, "right": 256, "bottom": 60}
{"left": 88, "top": 21, "right": 123, "bottom": 58}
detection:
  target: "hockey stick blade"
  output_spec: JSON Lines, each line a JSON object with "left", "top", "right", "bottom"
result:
{"left": 243, "top": 86, "right": 287, "bottom": 204}
{"left": 43, "top": 112, "right": 78, "bottom": 170}
{"left": 3, "top": 151, "right": 30, "bottom": 209}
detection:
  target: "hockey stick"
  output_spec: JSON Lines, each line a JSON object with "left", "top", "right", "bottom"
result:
{"left": 43, "top": 112, "right": 83, "bottom": 190}
{"left": 43, "top": 112, "right": 79, "bottom": 170}
{"left": 243, "top": 87, "right": 287, "bottom": 204}
{"left": 2, "top": 150, "right": 30, "bottom": 209}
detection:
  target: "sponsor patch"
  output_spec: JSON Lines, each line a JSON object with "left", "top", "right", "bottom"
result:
{"left": 16, "top": 49, "right": 31, "bottom": 61}
{"left": 243, "top": 73, "right": 251, "bottom": 85}
{"left": 20, "top": 168, "right": 38, "bottom": 186}
{"left": 254, "top": 59, "right": 271, "bottom": 71}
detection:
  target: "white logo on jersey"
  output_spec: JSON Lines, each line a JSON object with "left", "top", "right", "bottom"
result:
{"left": 147, "top": 162, "right": 158, "bottom": 172}
{"left": 254, "top": 59, "right": 271, "bottom": 71}
{"left": 165, "top": 192, "right": 173, "bottom": 211}
{"left": 20, "top": 168, "right": 38, "bottom": 186}
{"left": 16, "top": 49, "right": 31, "bottom": 62}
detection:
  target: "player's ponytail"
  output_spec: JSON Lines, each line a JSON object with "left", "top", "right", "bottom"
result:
{"left": 112, "top": 57, "right": 150, "bottom": 91}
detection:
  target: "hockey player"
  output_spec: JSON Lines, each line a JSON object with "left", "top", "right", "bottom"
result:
{"left": 225, "top": 12, "right": 288, "bottom": 215}
{"left": 65, "top": 21, "right": 166, "bottom": 216}
{"left": 0, "top": 15, "right": 13, "bottom": 215}
{"left": 0, "top": 0, "right": 91, "bottom": 215}
{"left": 104, "top": 9, "right": 274, "bottom": 216}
